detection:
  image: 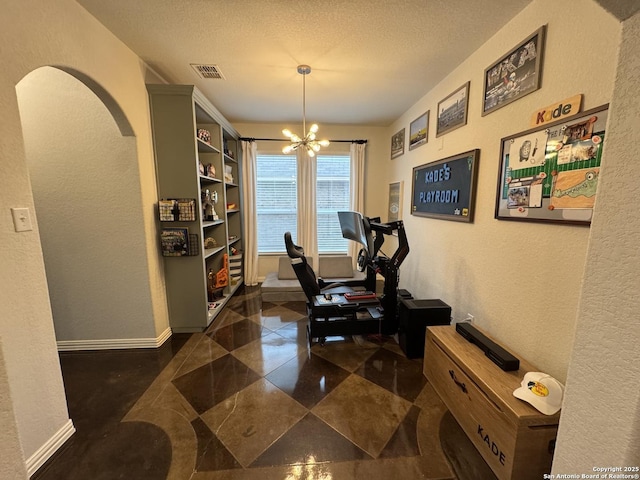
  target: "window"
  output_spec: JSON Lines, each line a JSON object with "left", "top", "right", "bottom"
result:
{"left": 256, "top": 153, "right": 350, "bottom": 254}
{"left": 317, "top": 155, "right": 350, "bottom": 253}
{"left": 256, "top": 154, "right": 297, "bottom": 253}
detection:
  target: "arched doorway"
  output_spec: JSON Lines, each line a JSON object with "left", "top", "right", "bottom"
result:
{"left": 15, "top": 66, "right": 154, "bottom": 347}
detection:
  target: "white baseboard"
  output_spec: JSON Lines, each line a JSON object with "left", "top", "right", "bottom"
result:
{"left": 56, "top": 327, "right": 172, "bottom": 351}
{"left": 27, "top": 419, "right": 75, "bottom": 477}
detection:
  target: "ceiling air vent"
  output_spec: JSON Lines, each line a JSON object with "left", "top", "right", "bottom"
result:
{"left": 190, "top": 64, "right": 225, "bottom": 80}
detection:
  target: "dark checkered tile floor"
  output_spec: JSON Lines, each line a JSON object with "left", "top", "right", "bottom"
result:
{"left": 36, "top": 285, "right": 486, "bottom": 480}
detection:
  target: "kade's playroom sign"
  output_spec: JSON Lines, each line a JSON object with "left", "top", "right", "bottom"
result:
{"left": 411, "top": 149, "right": 480, "bottom": 222}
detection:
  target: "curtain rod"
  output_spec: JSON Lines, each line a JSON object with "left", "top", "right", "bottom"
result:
{"left": 239, "top": 137, "right": 367, "bottom": 144}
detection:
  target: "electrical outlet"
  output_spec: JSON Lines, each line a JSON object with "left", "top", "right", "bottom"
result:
{"left": 465, "top": 313, "right": 474, "bottom": 323}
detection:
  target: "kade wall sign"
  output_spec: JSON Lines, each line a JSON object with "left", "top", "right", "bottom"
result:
{"left": 530, "top": 94, "right": 582, "bottom": 127}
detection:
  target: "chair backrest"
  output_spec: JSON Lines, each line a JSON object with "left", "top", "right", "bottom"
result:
{"left": 284, "top": 232, "right": 304, "bottom": 259}
{"left": 284, "top": 232, "right": 320, "bottom": 301}
{"left": 290, "top": 258, "right": 321, "bottom": 301}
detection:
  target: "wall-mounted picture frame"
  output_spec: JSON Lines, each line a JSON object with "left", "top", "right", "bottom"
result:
{"left": 436, "top": 82, "right": 469, "bottom": 137}
{"left": 391, "top": 128, "right": 405, "bottom": 159}
{"left": 411, "top": 149, "right": 480, "bottom": 222}
{"left": 388, "top": 181, "right": 404, "bottom": 222}
{"left": 482, "top": 25, "right": 546, "bottom": 116}
{"left": 495, "top": 104, "right": 608, "bottom": 225}
{"left": 409, "top": 111, "right": 429, "bottom": 150}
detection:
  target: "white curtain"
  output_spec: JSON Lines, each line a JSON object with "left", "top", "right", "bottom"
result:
{"left": 349, "top": 142, "right": 366, "bottom": 262}
{"left": 241, "top": 140, "right": 259, "bottom": 285}
{"left": 296, "top": 148, "right": 318, "bottom": 267}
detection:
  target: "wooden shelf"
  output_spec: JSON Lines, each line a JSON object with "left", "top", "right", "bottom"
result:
{"left": 199, "top": 175, "right": 222, "bottom": 183}
{"left": 197, "top": 137, "right": 220, "bottom": 153}
{"left": 202, "top": 219, "right": 224, "bottom": 228}
{"left": 204, "top": 246, "right": 225, "bottom": 259}
{"left": 148, "top": 84, "right": 244, "bottom": 332}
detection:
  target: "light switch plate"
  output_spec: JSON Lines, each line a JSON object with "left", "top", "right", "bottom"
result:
{"left": 11, "top": 207, "right": 33, "bottom": 232}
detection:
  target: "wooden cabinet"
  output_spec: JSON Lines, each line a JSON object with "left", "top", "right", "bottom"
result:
{"left": 148, "top": 84, "right": 243, "bottom": 332}
{"left": 424, "top": 326, "right": 559, "bottom": 480}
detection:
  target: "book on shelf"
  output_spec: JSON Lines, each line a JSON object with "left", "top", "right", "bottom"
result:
{"left": 208, "top": 301, "right": 223, "bottom": 311}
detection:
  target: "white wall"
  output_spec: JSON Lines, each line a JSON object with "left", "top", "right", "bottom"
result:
{"left": 385, "top": 0, "right": 620, "bottom": 381}
{"left": 0, "top": 0, "right": 169, "bottom": 472}
{"left": 233, "top": 122, "right": 390, "bottom": 279}
{"left": 553, "top": 9, "right": 640, "bottom": 472}
{"left": 17, "top": 67, "right": 157, "bottom": 342}
{"left": 0, "top": 341, "right": 28, "bottom": 478}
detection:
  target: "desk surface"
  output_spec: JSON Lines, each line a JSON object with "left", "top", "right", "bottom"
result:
{"left": 313, "top": 293, "right": 379, "bottom": 307}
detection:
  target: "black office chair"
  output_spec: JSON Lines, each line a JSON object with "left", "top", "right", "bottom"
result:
{"left": 284, "top": 232, "right": 356, "bottom": 302}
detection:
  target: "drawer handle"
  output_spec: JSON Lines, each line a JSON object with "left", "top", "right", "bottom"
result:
{"left": 449, "top": 369, "right": 467, "bottom": 393}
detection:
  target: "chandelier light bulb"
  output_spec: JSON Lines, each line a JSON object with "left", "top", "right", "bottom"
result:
{"left": 282, "top": 65, "right": 329, "bottom": 157}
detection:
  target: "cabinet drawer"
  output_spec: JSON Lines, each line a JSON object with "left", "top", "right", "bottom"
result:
{"left": 424, "top": 328, "right": 557, "bottom": 480}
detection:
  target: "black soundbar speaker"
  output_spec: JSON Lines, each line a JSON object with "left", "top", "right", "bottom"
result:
{"left": 455, "top": 322, "right": 520, "bottom": 371}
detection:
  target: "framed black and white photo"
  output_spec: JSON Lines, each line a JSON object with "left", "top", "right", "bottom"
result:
{"left": 436, "top": 82, "right": 469, "bottom": 137}
{"left": 409, "top": 111, "right": 429, "bottom": 150}
{"left": 482, "top": 25, "right": 546, "bottom": 116}
{"left": 391, "top": 128, "right": 405, "bottom": 159}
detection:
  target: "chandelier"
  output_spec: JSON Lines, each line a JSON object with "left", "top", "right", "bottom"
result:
{"left": 282, "top": 65, "right": 330, "bottom": 157}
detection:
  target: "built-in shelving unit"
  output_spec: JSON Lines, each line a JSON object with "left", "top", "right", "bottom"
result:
{"left": 148, "top": 84, "right": 244, "bottom": 332}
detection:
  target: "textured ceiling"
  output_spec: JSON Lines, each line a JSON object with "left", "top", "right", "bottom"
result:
{"left": 77, "top": 0, "right": 534, "bottom": 126}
